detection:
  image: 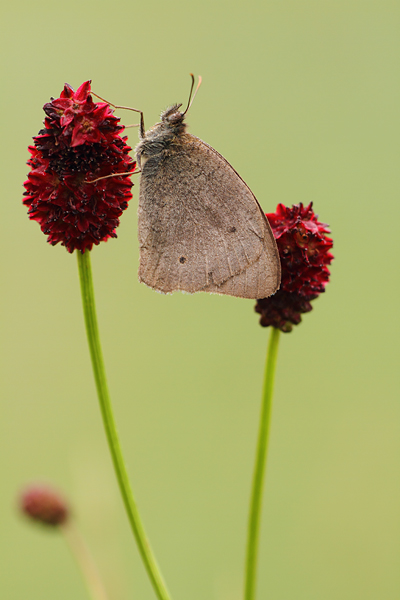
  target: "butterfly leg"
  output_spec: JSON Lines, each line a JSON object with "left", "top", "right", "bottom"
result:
{"left": 92, "top": 92, "right": 145, "bottom": 138}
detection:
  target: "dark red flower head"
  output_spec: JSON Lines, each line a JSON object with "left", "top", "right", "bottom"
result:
{"left": 20, "top": 484, "right": 69, "bottom": 527}
{"left": 256, "top": 203, "right": 333, "bottom": 332}
{"left": 23, "top": 81, "right": 136, "bottom": 253}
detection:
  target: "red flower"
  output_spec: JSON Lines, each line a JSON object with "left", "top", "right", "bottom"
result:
{"left": 20, "top": 484, "right": 69, "bottom": 526}
{"left": 255, "top": 203, "right": 333, "bottom": 332}
{"left": 23, "top": 81, "right": 136, "bottom": 253}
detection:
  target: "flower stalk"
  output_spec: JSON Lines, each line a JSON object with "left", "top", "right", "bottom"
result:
{"left": 244, "top": 327, "right": 280, "bottom": 600}
{"left": 62, "top": 521, "right": 110, "bottom": 600}
{"left": 77, "top": 249, "right": 172, "bottom": 600}
{"left": 20, "top": 483, "right": 109, "bottom": 600}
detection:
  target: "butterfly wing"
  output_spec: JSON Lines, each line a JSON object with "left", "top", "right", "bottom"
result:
{"left": 138, "top": 134, "right": 280, "bottom": 299}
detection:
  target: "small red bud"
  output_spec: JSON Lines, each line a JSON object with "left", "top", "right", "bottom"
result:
{"left": 20, "top": 484, "right": 69, "bottom": 526}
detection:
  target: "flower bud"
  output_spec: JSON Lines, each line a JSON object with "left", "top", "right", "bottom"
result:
{"left": 20, "top": 484, "right": 69, "bottom": 526}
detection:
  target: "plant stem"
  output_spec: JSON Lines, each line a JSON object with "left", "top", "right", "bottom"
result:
{"left": 77, "top": 250, "right": 172, "bottom": 600}
{"left": 62, "top": 521, "right": 109, "bottom": 600}
{"left": 244, "top": 327, "right": 281, "bottom": 600}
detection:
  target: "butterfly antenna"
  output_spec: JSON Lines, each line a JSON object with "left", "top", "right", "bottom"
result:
{"left": 182, "top": 74, "right": 202, "bottom": 116}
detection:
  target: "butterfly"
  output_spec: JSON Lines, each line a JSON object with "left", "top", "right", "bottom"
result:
{"left": 134, "top": 76, "right": 281, "bottom": 299}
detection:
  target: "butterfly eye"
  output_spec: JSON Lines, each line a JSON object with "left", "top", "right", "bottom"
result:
{"left": 167, "top": 112, "right": 184, "bottom": 124}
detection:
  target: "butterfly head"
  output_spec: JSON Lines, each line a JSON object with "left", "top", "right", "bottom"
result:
{"left": 135, "top": 104, "right": 187, "bottom": 168}
{"left": 161, "top": 104, "right": 185, "bottom": 125}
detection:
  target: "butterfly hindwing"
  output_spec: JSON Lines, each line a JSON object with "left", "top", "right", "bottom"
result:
{"left": 138, "top": 134, "right": 280, "bottom": 299}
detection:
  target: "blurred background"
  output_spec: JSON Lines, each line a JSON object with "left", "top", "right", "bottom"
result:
{"left": 1, "top": 1, "right": 399, "bottom": 598}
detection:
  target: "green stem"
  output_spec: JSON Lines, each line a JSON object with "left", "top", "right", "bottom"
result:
{"left": 62, "top": 521, "right": 110, "bottom": 600}
{"left": 244, "top": 327, "right": 281, "bottom": 600}
{"left": 77, "top": 250, "right": 172, "bottom": 600}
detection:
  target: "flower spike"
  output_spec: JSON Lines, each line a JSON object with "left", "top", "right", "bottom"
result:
{"left": 23, "top": 81, "right": 136, "bottom": 253}
{"left": 256, "top": 203, "right": 334, "bottom": 332}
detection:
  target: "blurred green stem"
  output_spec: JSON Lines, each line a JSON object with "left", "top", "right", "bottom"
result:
{"left": 77, "top": 249, "right": 172, "bottom": 600}
{"left": 244, "top": 327, "right": 280, "bottom": 600}
{"left": 62, "top": 521, "right": 109, "bottom": 600}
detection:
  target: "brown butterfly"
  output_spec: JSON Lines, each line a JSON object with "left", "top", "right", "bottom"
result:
{"left": 135, "top": 76, "right": 281, "bottom": 299}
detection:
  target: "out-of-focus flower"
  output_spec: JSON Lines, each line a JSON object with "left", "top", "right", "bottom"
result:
{"left": 256, "top": 203, "right": 333, "bottom": 332}
{"left": 23, "top": 81, "right": 136, "bottom": 253}
{"left": 20, "top": 484, "right": 69, "bottom": 526}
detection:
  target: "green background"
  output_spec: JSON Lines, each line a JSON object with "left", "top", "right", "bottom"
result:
{"left": 1, "top": 1, "right": 399, "bottom": 598}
